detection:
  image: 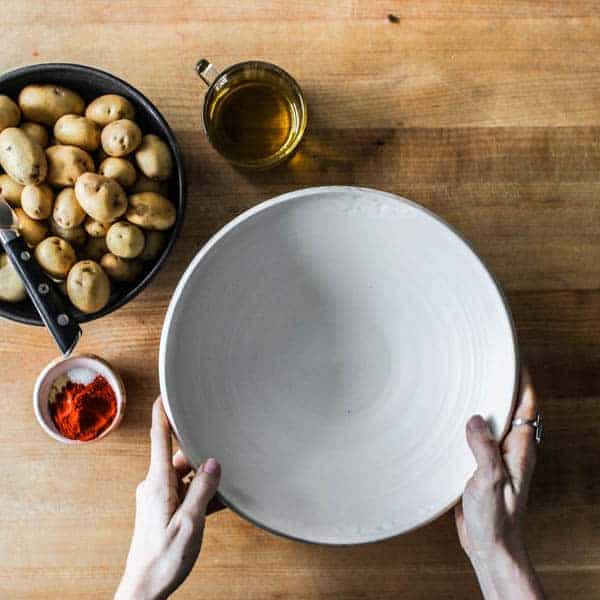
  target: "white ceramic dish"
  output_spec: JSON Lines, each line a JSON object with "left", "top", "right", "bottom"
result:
{"left": 160, "top": 186, "right": 517, "bottom": 545}
{"left": 33, "top": 353, "right": 126, "bottom": 444}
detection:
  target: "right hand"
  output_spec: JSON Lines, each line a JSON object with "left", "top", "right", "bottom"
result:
{"left": 455, "top": 369, "right": 545, "bottom": 599}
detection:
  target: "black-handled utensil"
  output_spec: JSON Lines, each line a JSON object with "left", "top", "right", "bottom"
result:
{"left": 0, "top": 200, "right": 81, "bottom": 355}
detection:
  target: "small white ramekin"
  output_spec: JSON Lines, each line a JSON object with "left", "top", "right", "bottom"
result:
{"left": 33, "top": 353, "right": 126, "bottom": 444}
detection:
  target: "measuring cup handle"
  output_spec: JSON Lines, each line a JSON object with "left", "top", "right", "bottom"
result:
{"left": 195, "top": 59, "right": 220, "bottom": 86}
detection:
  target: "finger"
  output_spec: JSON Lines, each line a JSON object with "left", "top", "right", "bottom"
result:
{"left": 148, "top": 397, "right": 173, "bottom": 481}
{"left": 174, "top": 452, "right": 226, "bottom": 513}
{"left": 466, "top": 415, "right": 503, "bottom": 473}
{"left": 454, "top": 500, "right": 464, "bottom": 528}
{"left": 178, "top": 458, "right": 221, "bottom": 520}
{"left": 178, "top": 477, "right": 225, "bottom": 514}
{"left": 503, "top": 367, "right": 538, "bottom": 493}
{"left": 173, "top": 449, "right": 192, "bottom": 479}
{"left": 514, "top": 368, "right": 538, "bottom": 420}
{"left": 453, "top": 501, "right": 469, "bottom": 551}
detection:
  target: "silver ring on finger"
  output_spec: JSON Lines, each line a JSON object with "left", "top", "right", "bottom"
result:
{"left": 512, "top": 410, "right": 543, "bottom": 444}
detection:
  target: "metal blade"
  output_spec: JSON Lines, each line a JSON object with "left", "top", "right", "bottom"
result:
{"left": 0, "top": 198, "right": 18, "bottom": 229}
{"left": 0, "top": 198, "right": 18, "bottom": 244}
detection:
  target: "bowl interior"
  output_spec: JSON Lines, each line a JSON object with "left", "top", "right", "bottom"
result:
{"left": 160, "top": 186, "right": 517, "bottom": 544}
{"left": 34, "top": 354, "right": 126, "bottom": 444}
{"left": 0, "top": 63, "right": 185, "bottom": 325}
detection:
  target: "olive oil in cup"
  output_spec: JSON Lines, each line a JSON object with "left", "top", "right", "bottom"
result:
{"left": 196, "top": 60, "right": 307, "bottom": 169}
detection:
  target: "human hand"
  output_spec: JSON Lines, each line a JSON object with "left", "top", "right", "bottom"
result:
{"left": 115, "top": 398, "right": 221, "bottom": 600}
{"left": 455, "top": 368, "right": 544, "bottom": 599}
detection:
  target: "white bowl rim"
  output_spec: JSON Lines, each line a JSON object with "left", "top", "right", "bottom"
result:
{"left": 159, "top": 185, "right": 519, "bottom": 545}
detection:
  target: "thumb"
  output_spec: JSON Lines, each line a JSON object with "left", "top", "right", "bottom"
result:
{"left": 466, "top": 415, "right": 503, "bottom": 471}
{"left": 179, "top": 458, "right": 221, "bottom": 519}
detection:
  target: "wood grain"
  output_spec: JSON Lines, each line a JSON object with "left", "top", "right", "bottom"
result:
{"left": 2, "top": 1, "right": 600, "bottom": 598}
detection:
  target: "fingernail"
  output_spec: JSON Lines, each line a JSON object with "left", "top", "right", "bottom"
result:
{"left": 203, "top": 458, "right": 220, "bottom": 475}
{"left": 467, "top": 415, "right": 487, "bottom": 432}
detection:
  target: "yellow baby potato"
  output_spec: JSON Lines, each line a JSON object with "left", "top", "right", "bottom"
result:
{"left": 0, "top": 127, "right": 47, "bottom": 185}
{"left": 0, "top": 253, "right": 26, "bottom": 302}
{"left": 0, "top": 174, "right": 24, "bottom": 207}
{"left": 14, "top": 208, "right": 48, "bottom": 245}
{"left": 49, "top": 218, "right": 87, "bottom": 248}
{"left": 45, "top": 144, "right": 94, "bottom": 187}
{"left": 66, "top": 260, "right": 111, "bottom": 313}
{"left": 126, "top": 192, "right": 175, "bottom": 231}
{"left": 135, "top": 134, "right": 173, "bottom": 181}
{"left": 54, "top": 114, "right": 101, "bottom": 152}
{"left": 106, "top": 221, "right": 145, "bottom": 259}
{"left": 0, "top": 95, "right": 21, "bottom": 131}
{"left": 101, "top": 119, "right": 142, "bottom": 157}
{"left": 18, "top": 84, "right": 84, "bottom": 126}
{"left": 52, "top": 187, "right": 85, "bottom": 229}
{"left": 20, "top": 121, "right": 49, "bottom": 148}
{"left": 34, "top": 236, "right": 77, "bottom": 279}
{"left": 131, "top": 174, "right": 168, "bottom": 195}
{"left": 139, "top": 230, "right": 165, "bottom": 262}
{"left": 83, "top": 236, "right": 108, "bottom": 262}
{"left": 75, "top": 172, "right": 127, "bottom": 223}
{"left": 98, "top": 157, "right": 136, "bottom": 187}
{"left": 21, "top": 184, "right": 53, "bottom": 220}
{"left": 83, "top": 216, "right": 110, "bottom": 238}
{"left": 85, "top": 94, "right": 135, "bottom": 127}
{"left": 100, "top": 253, "right": 142, "bottom": 283}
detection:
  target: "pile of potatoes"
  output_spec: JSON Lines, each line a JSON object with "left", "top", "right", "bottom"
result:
{"left": 0, "top": 84, "right": 176, "bottom": 314}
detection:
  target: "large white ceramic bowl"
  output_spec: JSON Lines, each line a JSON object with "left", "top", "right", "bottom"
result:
{"left": 160, "top": 186, "right": 517, "bottom": 545}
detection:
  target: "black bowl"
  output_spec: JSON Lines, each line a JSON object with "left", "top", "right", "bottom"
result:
{"left": 0, "top": 63, "right": 185, "bottom": 325}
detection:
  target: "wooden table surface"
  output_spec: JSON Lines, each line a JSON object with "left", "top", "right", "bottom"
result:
{"left": 2, "top": 1, "right": 600, "bottom": 598}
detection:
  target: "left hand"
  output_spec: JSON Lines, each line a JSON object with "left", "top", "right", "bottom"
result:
{"left": 115, "top": 398, "right": 221, "bottom": 600}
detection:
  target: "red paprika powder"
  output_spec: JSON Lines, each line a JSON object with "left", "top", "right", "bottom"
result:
{"left": 50, "top": 375, "right": 117, "bottom": 441}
